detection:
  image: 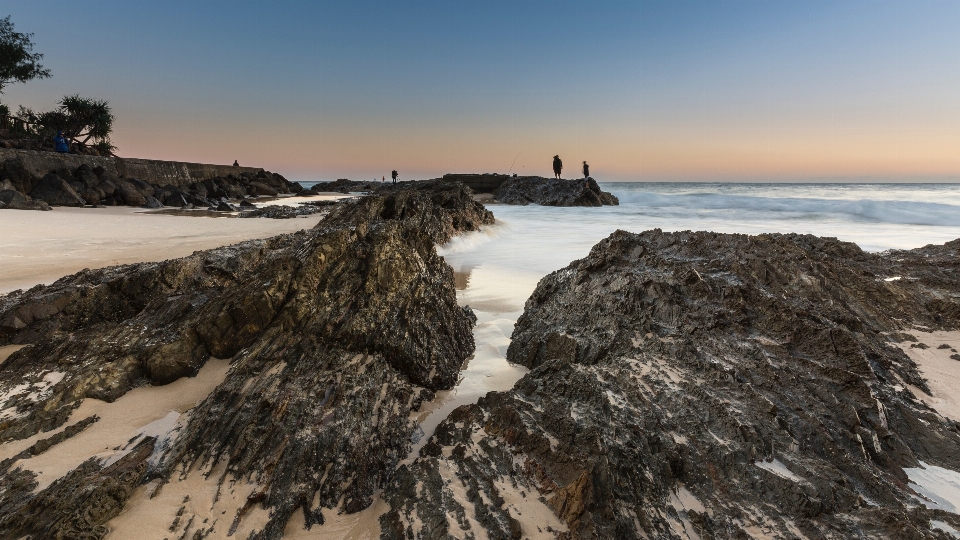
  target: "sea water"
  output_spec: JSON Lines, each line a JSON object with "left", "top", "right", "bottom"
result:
{"left": 416, "top": 182, "right": 960, "bottom": 450}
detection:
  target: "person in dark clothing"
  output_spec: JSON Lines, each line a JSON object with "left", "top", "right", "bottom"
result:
{"left": 552, "top": 155, "right": 562, "bottom": 179}
{"left": 582, "top": 161, "right": 590, "bottom": 179}
{"left": 391, "top": 170, "right": 398, "bottom": 184}
{"left": 54, "top": 131, "right": 69, "bottom": 153}
{"left": 233, "top": 160, "right": 239, "bottom": 167}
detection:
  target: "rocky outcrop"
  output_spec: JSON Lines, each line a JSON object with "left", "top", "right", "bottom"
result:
{"left": 383, "top": 230, "right": 960, "bottom": 538}
{"left": 494, "top": 176, "right": 619, "bottom": 206}
{"left": 0, "top": 183, "right": 50, "bottom": 210}
{"left": 309, "top": 178, "right": 380, "bottom": 193}
{"left": 0, "top": 181, "right": 493, "bottom": 539}
{"left": 238, "top": 204, "right": 325, "bottom": 219}
{"left": 0, "top": 155, "right": 303, "bottom": 210}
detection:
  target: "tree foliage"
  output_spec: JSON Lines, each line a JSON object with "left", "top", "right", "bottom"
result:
{"left": 18, "top": 96, "right": 116, "bottom": 155}
{"left": 0, "top": 16, "right": 50, "bottom": 94}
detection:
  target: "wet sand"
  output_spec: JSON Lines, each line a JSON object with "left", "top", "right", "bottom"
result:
{"left": 0, "top": 203, "right": 339, "bottom": 293}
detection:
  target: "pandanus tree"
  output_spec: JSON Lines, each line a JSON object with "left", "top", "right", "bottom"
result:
{"left": 19, "top": 95, "right": 117, "bottom": 155}
{"left": 41, "top": 95, "right": 115, "bottom": 151}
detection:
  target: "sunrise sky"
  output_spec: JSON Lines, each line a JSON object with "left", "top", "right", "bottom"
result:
{"left": 4, "top": 1, "right": 960, "bottom": 181}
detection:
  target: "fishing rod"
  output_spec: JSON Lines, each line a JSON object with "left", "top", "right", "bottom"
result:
{"left": 507, "top": 151, "right": 521, "bottom": 175}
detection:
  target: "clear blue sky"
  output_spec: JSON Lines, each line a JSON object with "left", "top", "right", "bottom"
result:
{"left": 4, "top": 1, "right": 960, "bottom": 181}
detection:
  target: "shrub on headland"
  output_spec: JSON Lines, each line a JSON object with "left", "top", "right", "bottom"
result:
{"left": 0, "top": 16, "right": 116, "bottom": 155}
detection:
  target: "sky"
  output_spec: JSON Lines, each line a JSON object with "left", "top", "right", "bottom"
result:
{"left": 3, "top": 1, "right": 960, "bottom": 182}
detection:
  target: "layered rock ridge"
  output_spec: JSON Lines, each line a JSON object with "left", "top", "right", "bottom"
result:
{"left": 383, "top": 230, "right": 960, "bottom": 538}
{"left": 0, "top": 181, "right": 493, "bottom": 539}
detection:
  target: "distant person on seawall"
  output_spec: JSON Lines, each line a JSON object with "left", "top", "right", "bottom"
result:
{"left": 582, "top": 161, "right": 590, "bottom": 179}
{"left": 54, "top": 131, "right": 69, "bottom": 153}
{"left": 553, "top": 155, "right": 562, "bottom": 179}
{"left": 391, "top": 170, "right": 398, "bottom": 184}
{"left": 233, "top": 160, "right": 239, "bottom": 167}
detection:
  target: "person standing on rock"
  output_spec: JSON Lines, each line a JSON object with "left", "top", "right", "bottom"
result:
{"left": 582, "top": 161, "right": 590, "bottom": 179}
{"left": 54, "top": 130, "right": 69, "bottom": 153}
{"left": 553, "top": 155, "right": 562, "bottom": 179}
{"left": 233, "top": 160, "right": 239, "bottom": 167}
{"left": 391, "top": 170, "right": 398, "bottom": 184}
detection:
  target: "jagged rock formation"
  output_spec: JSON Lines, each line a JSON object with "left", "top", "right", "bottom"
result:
{"left": 383, "top": 230, "right": 960, "bottom": 538}
{"left": 0, "top": 157, "right": 302, "bottom": 210}
{"left": 0, "top": 181, "right": 493, "bottom": 539}
{"left": 493, "top": 176, "right": 618, "bottom": 206}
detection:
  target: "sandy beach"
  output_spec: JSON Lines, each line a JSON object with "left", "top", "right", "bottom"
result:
{"left": 0, "top": 200, "right": 342, "bottom": 293}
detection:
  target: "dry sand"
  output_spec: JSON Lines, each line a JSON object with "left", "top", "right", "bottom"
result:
{"left": 0, "top": 201, "right": 340, "bottom": 293}
{"left": 897, "top": 329, "right": 960, "bottom": 422}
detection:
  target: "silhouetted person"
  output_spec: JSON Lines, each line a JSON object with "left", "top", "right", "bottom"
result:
{"left": 391, "top": 170, "right": 398, "bottom": 184}
{"left": 54, "top": 131, "right": 68, "bottom": 153}
{"left": 582, "top": 161, "right": 590, "bottom": 179}
{"left": 552, "top": 155, "right": 562, "bottom": 179}
{"left": 233, "top": 160, "right": 239, "bottom": 167}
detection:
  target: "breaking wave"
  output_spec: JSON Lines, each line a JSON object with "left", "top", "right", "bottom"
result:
{"left": 614, "top": 190, "right": 960, "bottom": 227}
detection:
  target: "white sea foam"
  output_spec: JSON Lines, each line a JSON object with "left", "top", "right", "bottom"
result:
{"left": 616, "top": 190, "right": 960, "bottom": 227}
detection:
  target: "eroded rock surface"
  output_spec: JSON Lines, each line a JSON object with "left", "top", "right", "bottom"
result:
{"left": 494, "top": 176, "right": 619, "bottom": 207}
{"left": 384, "top": 230, "right": 960, "bottom": 539}
{"left": 0, "top": 181, "right": 493, "bottom": 539}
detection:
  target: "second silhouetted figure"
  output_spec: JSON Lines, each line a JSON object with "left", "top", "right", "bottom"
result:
{"left": 582, "top": 161, "right": 590, "bottom": 178}
{"left": 553, "top": 155, "right": 563, "bottom": 179}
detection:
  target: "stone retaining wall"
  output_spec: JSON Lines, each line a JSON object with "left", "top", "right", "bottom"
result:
{"left": 0, "top": 148, "right": 265, "bottom": 188}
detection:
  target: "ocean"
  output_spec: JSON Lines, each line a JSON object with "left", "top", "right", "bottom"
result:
{"left": 413, "top": 182, "right": 960, "bottom": 449}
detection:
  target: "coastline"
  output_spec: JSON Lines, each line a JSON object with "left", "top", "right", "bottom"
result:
{"left": 2, "top": 180, "right": 960, "bottom": 538}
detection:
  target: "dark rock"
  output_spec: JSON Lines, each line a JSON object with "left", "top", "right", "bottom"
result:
{"left": 27, "top": 173, "right": 86, "bottom": 207}
{"left": 383, "top": 229, "right": 960, "bottom": 538}
{"left": 0, "top": 437, "right": 156, "bottom": 539}
{"left": 309, "top": 178, "right": 376, "bottom": 194}
{"left": 215, "top": 201, "right": 238, "bottom": 211}
{"left": 115, "top": 180, "right": 147, "bottom": 206}
{"left": 142, "top": 195, "right": 163, "bottom": 209}
{"left": 239, "top": 199, "right": 256, "bottom": 208}
{"left": 493, "top": 176, "right": 619, "bottom": 206}
{"left": 0, "top": 181, "right": 492, "bottom": 539}
{"left": 938, "top": 343, "right": 952, "bottom": 349}
{"left": 0, "top": 190, "right": 28, "bottom": 207}
{"left": 248, "top": 181, "right": 279, "bottom": 196}
{"left": 0, "top": 189, "right": 50, "bottom": 211}
{"left": 238, "top": 204, "right": 320, "bottom": 219}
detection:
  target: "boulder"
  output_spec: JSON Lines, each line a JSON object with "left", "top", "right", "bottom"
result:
{"left": 0, "top": 190, "right": 51, "bottom": 211}
{"left": 125, "top": 177, "right": 155, "bottom": 197}
{"left": 115, "top": 180, "right": 147, "bottom": 206}
{"left": 248, "top": 181, "right": 279, "bottom": 197}
{"left": 239, "top": 199, "right": 256, "bottom": 208}
{"left": 142, "top": 196, "right": 163, "bottom": 209}
{"left": 28, "top": 173, "right": 86, "bottom": 207}
{"left": 215, "top": 201, "right": 238, "bottom": 212}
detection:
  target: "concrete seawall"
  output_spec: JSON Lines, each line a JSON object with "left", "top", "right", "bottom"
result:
{"left": 0, "top": 149, "right": 266, "bottom": 188}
